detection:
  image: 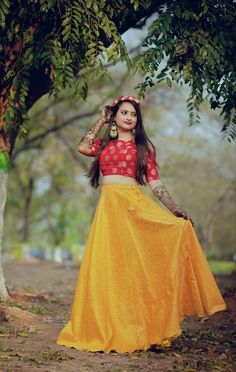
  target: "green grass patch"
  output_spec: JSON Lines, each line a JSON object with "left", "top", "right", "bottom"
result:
{"left": 208, "top": 260, "right": 236, "bottom": 274}
{"left": 7, "top": 301, "right": 24, "bottom": 309}
{"left": 40, "top": 350, "right": 74, "bottom": 361}
{"left": 30, "top": 303, "right": 48, "bottom": 314}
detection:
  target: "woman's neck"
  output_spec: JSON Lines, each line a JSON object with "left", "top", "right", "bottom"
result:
{"left": 117, "top": 130, "right": 133, "bottom": 141}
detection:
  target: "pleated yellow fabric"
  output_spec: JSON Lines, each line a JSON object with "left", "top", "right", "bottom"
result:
{"left": 56, "top": 184, "right": 227, "bottom": 353}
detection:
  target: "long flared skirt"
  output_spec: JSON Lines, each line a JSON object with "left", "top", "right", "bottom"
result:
{"left": 56, "top": 184, "right": 227, "bottom": 353}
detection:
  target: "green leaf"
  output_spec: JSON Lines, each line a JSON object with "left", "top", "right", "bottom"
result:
{"left": 0, "top": 151, "right": 10, "bottom": 173}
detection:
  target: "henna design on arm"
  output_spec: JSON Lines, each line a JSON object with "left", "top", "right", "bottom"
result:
{"left": 77, "top": 119, "right": 104, "bottom": 149}
{"left": 76, "top": 118, "right": 105, "bottom": 155}
{"left": 152, "top": 182, "right": 194, "bottom": 226}
{"left": 76, "top": 106, "right": 112, "bottom": 155}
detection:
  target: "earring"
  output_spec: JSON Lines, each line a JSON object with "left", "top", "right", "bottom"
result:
{"left": 110, "top": 121, "right": 118, "bottom": 138}
{"left": 131, "top": 128, "right": 136, "bottom": 137}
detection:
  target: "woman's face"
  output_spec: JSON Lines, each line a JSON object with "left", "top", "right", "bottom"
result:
{"left": 114, "top": 102, "right": 137, "bottom": 132}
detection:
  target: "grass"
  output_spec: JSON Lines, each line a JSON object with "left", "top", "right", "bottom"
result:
{"left": 208, "top": 260, "right": 236, "bottom": 274}
{"left": 30, "top": 303, "right": 48, "bottom": 314}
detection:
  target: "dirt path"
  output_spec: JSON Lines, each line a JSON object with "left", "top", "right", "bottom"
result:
{"left": 0, "top": 260, "right": 235, "bottom": 372}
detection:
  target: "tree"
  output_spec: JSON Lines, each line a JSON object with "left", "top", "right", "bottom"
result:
{"left": 0, "top": 0, "right": 160, "bottom": 300}
{"left": 0, "top": 0, "right": 235, "bottom": 300}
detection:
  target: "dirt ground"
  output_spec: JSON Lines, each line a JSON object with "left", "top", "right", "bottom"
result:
{"left": 0, "top": 260, "right": 235, "bottom": 372}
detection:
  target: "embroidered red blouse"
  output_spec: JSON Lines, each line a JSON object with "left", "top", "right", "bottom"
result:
{"left": 84, "top": 138, "right": 160, "bottom": 182}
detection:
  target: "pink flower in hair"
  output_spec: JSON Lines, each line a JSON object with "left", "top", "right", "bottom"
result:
{"left": 111, "top": 95, "right": 142, "bottom": 107}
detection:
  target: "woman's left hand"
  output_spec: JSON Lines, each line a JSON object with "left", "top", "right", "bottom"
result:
{"left": 174, "top": 207, "right": 194, "bottom": 227}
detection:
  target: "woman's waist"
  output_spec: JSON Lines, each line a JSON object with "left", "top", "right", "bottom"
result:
{"left": 101, "top": 175, "right": 138, "bottom": 185}
{"left": 100, "top": 177, "right": 143, "bottom": 201}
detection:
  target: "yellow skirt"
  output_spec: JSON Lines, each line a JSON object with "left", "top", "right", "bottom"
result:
{"left": 56, "top": 184, "right": 227, "bottom": 353}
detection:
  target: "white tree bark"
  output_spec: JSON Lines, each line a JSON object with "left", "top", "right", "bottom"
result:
{"left": 0, "top": 170, "right": 9, "bottom": 301}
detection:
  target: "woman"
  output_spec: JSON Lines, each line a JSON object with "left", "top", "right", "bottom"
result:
{"left": 56, "top": 95, "right": 227, "bottom": 353}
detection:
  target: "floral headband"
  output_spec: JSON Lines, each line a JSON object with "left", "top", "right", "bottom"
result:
{"left": 111, "top": 95, "right": 142, "bottom": 107}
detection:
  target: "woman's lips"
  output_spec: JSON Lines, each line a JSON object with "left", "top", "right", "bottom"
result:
{"left": 124, "top": 121, "right": 132, "bottom": 125}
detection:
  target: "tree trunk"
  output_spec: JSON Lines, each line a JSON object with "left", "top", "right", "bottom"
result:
{"left": 201, "top": 186, "right": 234, "bottom": 252}
{"left": 0, "top": 170, "right": 9, "bottom": 301}
{"left": 202, "top": 212, "right": 214, "bottom": 252}
{"left": 22, "top": 177, "right": 34, "bottom": 242}
{"left": 0, "top": 94, "right": 20, "bottom": 300}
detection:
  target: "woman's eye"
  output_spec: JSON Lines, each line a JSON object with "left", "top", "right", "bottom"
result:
{"left": 120, "top": 111, "right": 136, "bottom": 117}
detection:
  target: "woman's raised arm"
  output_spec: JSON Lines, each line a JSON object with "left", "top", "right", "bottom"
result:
{"left": 76, "top": 106, "right": 111, "bottom": 155}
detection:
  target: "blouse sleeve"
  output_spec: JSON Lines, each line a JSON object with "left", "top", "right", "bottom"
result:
{"left": 82, "top": 139, "right": 102, "bottom": 157}
{"left": 145, "top": 148, "right": 160, "bottom": 182}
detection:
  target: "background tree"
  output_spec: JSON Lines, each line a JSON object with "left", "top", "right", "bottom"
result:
{"left": 0, "top": 0, "right": 160, "bottom": 300}
{"left": 0, "top": 0, "right": 235, "bottom": 301}
{"left": 4, "top": 70, "right": 236, "bottom": 262}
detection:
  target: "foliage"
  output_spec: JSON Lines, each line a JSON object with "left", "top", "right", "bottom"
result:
{"left": 30, "top": 303, "right": 48, "bottom": 314}
{"left": 134, "top": 0, "right": 236, "bottom": 139}
{"left": 0, "top": 151, "right": 9, "bottom": 172}
{"left": 1, "top": 0, "right": 236, "bottom": 140}
{"left": 208, "top": 260, "right": 236, "bottom": 274}
{"left": 0, "top": 0, "right": 148, "bottom": 137}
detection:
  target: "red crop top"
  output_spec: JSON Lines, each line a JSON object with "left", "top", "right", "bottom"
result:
{"left": 83, "top": 138, "right": 160, "bottom": 182}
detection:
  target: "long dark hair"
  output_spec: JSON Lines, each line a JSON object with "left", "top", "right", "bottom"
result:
{"left": 86, "top": 99, "right": 158, "bottom": 188}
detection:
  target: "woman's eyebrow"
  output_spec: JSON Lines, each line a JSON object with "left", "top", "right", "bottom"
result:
{"left": 121, "top": 109, "right": 136, "bottom": 113}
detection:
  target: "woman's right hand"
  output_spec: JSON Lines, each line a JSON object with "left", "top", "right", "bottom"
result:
{"left": 99, "top": 105, "right": 113, "bottom": 125}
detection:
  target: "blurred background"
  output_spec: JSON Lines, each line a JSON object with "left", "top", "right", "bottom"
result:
{"left": 3, "top": 23, "right": 236, "bottom": 274}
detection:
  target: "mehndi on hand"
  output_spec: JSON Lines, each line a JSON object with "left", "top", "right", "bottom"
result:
{"left": 152, "top": 182, "right": 194, "bottom": 227}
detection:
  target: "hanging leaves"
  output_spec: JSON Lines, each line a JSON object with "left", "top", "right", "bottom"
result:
{"left": 0, "top": 0, "right": 136, "bottom": 130}
{"left": 134, "top": 0, "right": 236, "bottom": 139}
{"left": 0, "top": 0, "right": 10, "bottom": 28}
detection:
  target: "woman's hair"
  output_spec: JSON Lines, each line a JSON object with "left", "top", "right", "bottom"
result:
{"left": 86, "top": 99, "right": 158, "bottom": 188}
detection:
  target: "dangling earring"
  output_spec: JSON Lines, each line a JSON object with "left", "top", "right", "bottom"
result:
{"left": 110, "top": 121, "right": 118, "bottom": 138}
{"left": 131, "top": 128, "right": 136, "bottom": 137}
